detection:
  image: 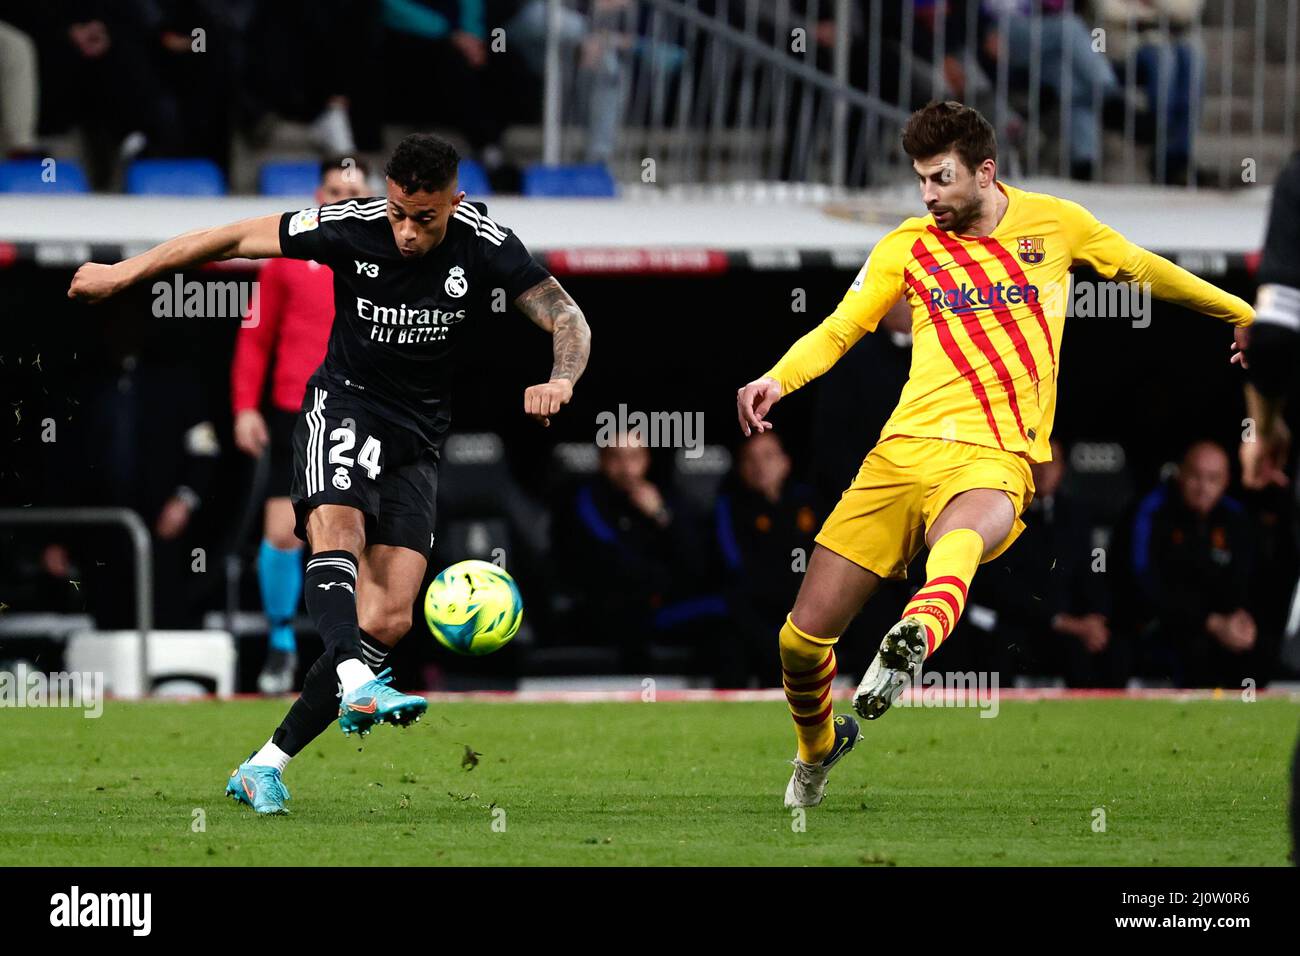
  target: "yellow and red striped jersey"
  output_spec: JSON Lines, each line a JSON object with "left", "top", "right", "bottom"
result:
{"left": 765, "top": 182, "right": 1254, "bottom": 463}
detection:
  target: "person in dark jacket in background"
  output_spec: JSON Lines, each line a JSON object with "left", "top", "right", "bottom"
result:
{"left": 559, "top": 433, "right": 715, "bottom": 673}
{"left": 714, "top": 431, "right": 820, "bottom": 687}
{"left": 968, "top": 439, "right": 1122, "bottom": 686}
{"left": 1130, "top": 440, "right": 1265, "bottom": 687}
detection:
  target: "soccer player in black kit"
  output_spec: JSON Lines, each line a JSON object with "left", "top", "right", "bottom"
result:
{"left": 68, "top": 135, "right": 592, "bottom": 814}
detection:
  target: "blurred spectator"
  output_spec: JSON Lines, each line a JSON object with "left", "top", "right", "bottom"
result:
{"left": 1097, "top": 0, "right": 1205, "bottom": 185}
{"left": 20, "top": 1, "right": 237, "bottom": 183}
{"left": 1130, "top": 440, "right": 1266, "bottom": 687}
{"left": 969, "top": 440, "right": 1124, "bottom": 686}
{"left": 983, "top": 0, "right": 1124, "bottom": 179}
{"left": 713, "top": 432, "right": 820, "bottom": 687}
{"left": 762, "top": 1, "right": 1001, "bottom": 183}
{"left": 555, "top": 435, "right": 718, "bottom": 673}
{"left": 367, "top": 0, "right": 512, "bottom": 185}
{"left": 500, "top": 0, "right": 683, "bottom": 166}
{"left": 0, "top": 18, "right": 39, "bottom": 155}
{"left": 240, "top": 0, "right": 377, "bottom": 154}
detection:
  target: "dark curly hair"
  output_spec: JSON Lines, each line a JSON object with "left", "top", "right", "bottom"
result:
{"left": 384, "top": 133, "right": 460, "bottom": 194}
{"left": 901, "top": 101, "right": 997, "bottom": 174}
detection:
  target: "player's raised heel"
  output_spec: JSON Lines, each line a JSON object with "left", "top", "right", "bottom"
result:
{"left": 338, "top": 667, "right": 428, "bottom": 737}
{"left": 853, "top": 618, "right": 927, "bottom": 720}
{"left": 225, "top": 760, "right": 291, "bottom": 815}
{"left": 783, "top": 714, "right": 863, "bottom": 808}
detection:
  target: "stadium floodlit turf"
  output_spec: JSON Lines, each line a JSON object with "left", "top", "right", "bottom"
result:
{"left": 2, "top": 697, "right": 1294, "bottom": 866}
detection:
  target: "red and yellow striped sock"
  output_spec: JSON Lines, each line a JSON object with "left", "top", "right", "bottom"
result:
{"left": 779, "top": 615, "right": 838, "bottom": 764}
{"left": 902, "top": 528, "right": 984, "bottom": 657}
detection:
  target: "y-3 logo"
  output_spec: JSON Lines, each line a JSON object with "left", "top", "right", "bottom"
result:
{"left": 355, "top": 260, "right": 379, "bottom": 278}
{"left": 317, "top": 581, "right": 355, "bottom": 594}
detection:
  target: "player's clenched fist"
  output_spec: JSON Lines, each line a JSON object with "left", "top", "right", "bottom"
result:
{"left": 736, "top": 376, "right": 782, "bottom": 436}
{"left": 67, "top": 262, "right": 124, "bottom": 303}
{"left": 524, "top": 378, "right": 573, "bottom": 427}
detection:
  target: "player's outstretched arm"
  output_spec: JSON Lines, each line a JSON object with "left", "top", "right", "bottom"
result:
{"left": 67, "top": 213, "right": 284, "bottom": 304}
{"left": 514, "top": 276, "right": 591, "bottom": 427}
{"left": 1115, "top": 246, "right": 1255, "bottom": 329}
{"left": 735, "top": 308, "right": 874, "bottom": 436}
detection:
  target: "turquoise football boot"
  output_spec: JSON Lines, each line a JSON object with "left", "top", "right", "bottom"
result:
{"left": 338, "top": 668, "right": 428, "bottom": 737}
{"left": 225, "top": 756, "right": 291, "bottom": 815}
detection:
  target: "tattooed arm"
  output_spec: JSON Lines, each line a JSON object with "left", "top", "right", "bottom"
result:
{"left": 514, "top": 276, "right": 592, "bottom": 426}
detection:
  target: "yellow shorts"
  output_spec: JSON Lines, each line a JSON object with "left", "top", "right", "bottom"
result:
{"left": 815, "top": 435, "right": 1035, "bottom": 580}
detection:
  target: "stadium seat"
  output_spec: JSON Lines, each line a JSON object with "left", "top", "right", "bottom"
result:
{"left": 521, "top": 163, "right": 616, "bottom": 198}
{"left": 439, "top": 433, "right": 513, "bottom": 514}
{"left": 258, "top": 160, "right": 320, "bottom": 196}
{"left": 0, "top": 159, "right": 89, "bottom": 193}
{"left": 65, "top": 629, "right": 237, "bottom": 698}
{"left": 672, "top": 446, "right": 733, "bottom": 515}
{"left": 457, "top": 159, "right": 491, "bottom": 196}
{"left": 125, "top": 158, "right": 226, "bottom": 196}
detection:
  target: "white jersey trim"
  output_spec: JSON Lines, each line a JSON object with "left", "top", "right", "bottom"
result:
{"left": 453, "top": 204, "right": 506, "bottom": 245}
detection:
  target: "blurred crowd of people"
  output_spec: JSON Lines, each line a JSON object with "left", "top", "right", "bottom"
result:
{"left": 554, "top": 427, "right": 1294, "bottom": 690}
{"left": 0, "top": 0, "right": 658, "bottom": 190}
{"left": 784, "top": 0, "right": 1207, "bottom": 184}
{"left": 0, "top": 1, "right": 1211, "bottom": 188}
{"left": 14, "top": 296, "right": 1294, "bottom": 693}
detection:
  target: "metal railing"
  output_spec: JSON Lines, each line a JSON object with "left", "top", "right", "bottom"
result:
{"left": 539, "top": 0, "right": 913, "bottom": 190}
{"left": 538, "top": 0, "right": 1300, "bottom": 189}
{"left": 0, "top": 508, "right": 152, "bottom": 694}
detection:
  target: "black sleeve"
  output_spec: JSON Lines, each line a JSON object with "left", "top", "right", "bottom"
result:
{"left": 1257, "top": 152, "right": 1300, "bottom": 289}
{"left": 486, "top": 229, "right": 551, "bottom": 301}
{"left": 1244, "top": 320, "right": 1300, "bottom": 400}
{"left": 277, "top": 200, "right": 374, "bottom": 266}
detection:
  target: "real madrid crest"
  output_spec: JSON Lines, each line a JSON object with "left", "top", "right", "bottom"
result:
{"left": 445, "top": 265, "right": 468, "bottom": 298}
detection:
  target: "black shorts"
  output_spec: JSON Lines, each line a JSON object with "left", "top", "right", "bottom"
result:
{"left": 289, "top": 379, "right": 439, "bottom": 558}
{"left": 266, "top": 406, "right": 299, "bottom": 499}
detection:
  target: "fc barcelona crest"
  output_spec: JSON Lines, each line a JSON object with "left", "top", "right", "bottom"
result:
{"left": 1017, "top": 236, "right": 1045, "bottom": 264}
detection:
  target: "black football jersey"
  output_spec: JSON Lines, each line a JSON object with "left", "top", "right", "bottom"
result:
{"left": 277, "top": 197, "right": 550, "bottom": 447}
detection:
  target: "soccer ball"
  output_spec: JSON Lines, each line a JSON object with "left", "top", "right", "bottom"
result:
{"left": 423, "top": 559, "right": 523, "bottom": 656}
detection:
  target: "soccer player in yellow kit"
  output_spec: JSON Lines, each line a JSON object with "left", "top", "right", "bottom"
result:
{"left": 735, "top": 102, "right": 1255, "bottom": 809}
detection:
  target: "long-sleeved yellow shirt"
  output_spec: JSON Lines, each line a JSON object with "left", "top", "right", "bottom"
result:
{"left": 765, "top": 182, "right": 1254, "bottom": 462}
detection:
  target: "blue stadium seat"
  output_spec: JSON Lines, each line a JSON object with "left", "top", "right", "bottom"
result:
{"left": 126, "top": 158, "right": 226, "bottom": 196}
{"left": 457, "top": 159, "right": 491, "bottom": 196}
{"left": 258, "top": 160, "right": 321, "bottom": 196}
{"left": 0, "top": 159, "right": 90, "bottom": 193}
{"left": 522, "top": 163, "right": 616, "bottom": 198}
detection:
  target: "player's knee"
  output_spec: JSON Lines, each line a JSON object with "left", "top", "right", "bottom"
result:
{"left": 264, "top": 500, "right": 299, "bottom": 550}
{"left": 265, "top": 528, "right": 301, "bottom": 551}
{"left": 305, "top": 505, "right": 365, "bottom": 555}
{"left": 359, "top": 609, "right": 411, "bottom": 646}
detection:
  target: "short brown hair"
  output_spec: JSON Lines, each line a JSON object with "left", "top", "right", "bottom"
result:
{"left": 320, "top": 154, "right": 371, "bottom": 183}
{"left": 901, "top": 101, "right": 997, "bottom": 173}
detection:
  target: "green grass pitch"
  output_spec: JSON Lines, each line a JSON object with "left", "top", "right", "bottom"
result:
{"left": 2, "top": 697, "right": 1294, "bottom": 866}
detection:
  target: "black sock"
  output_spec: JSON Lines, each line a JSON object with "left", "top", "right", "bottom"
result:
{"left": 273, "top": 630, "right": 390, "bottom": 757}
{"left": 303, "top": 550, "right": 361, "bottom": 668}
